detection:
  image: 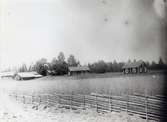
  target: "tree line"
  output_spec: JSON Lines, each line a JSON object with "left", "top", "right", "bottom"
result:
{"left": 11, "top": 52, "right": 167, "bottom": 76}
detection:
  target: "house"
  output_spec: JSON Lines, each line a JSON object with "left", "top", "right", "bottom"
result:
{"left": 14, "top": 72, "right": 42, "bottom": 80}
{"left": 122, "top": 60, "right": 147, "bottom": 74}
{"left": 68, "top": 66, "right": 90, "bottom": 76}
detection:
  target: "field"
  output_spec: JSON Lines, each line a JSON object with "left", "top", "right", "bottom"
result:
{"left": 0, "top": 71, "right": 166, "bottom": 96}
{"left": 0, "top": 71, "right": 166, "bottom": 122}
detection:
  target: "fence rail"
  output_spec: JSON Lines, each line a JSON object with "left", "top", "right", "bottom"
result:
{"left": 9, "top": 92, "right": 167, "bottom": 121}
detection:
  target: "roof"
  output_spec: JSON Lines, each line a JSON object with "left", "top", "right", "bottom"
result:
{"left": 69, "top": 66, "right": 90, "bottom": 72}
{"left": 122, "top": 60, "right": 145, "bottom": 69}
{"left": 16, "top": 72, "right": 42, "bottom": 78}
{"left": 0, "top": 72, "right": 15, "bottom": 77}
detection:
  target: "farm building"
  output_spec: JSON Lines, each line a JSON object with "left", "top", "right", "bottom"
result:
{"left": 14, "top": 72, "right": 42, "bottom": 80}
{"left": 122, "top": 60, "right": 148, "bottom": 74}
{"left": 68, "top": 66, "right": 90, "bottom": 76}
{"left": 0, "top": 72, "right": 16, "bottom": 79}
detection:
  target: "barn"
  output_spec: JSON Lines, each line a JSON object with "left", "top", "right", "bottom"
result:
{"left": 122, "top": 60, "right": 148, "bottom": 74}
{"left": 68, "top": 66, "right": 90, "bottom": 76}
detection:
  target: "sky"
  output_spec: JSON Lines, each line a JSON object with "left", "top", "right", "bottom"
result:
{"left": 0, "top": 0, "right": 167, "bottom": 70}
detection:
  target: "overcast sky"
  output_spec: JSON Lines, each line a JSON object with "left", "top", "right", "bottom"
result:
{"left": 0, "top": 0, "right": 167, "bottom": 70}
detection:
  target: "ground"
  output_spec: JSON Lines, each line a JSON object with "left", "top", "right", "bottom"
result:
{"left": 0, "top": 72, "right": 165, "bottom": 95}
{"left": 0, "top": 90, "right": 154, "bottom": 122}
{"left": 0, "top": 72, "right": 165, "bottom": 122}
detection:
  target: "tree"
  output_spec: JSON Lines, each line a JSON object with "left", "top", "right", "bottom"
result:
{"left": 18, "top": 63, "right": 27, "bottom": 72}
{"left": 158, "top": 57, "right": 164, "bottom": 65}
{"left": 150, "top": 61, "right": 157, "bottom": 70}
{"left": 54, "top": 61, "right": 68, "bottom": 75}
{"left": 35, "top": 58, "right": 48, "bottom": 76}
{"left": 145, "top": 61, "right": 150, "bottom": 69}
{"left": 51, "top": 54, "right": 68, "bottom": 75}
{"left": 112, "top": 60, "right": 119, "bottom": 72}
{"left": 28, "top": 63, "right": 36, "bottom": 72}
{"left": 89, "top": 60, "right": 107, "bottom": 73}
{"left": 117, "top": 62, "right": 125, "bottom": 72}
{"left": 67, "top": 54, "right": 79, "bottom": 66}
{"left": 149, "top": 58, "right": 167, "bottom": 70}
{"left": 106, "top": 62, "right": 113, "bottom": 72}
{"left": 151, "top": 61, "right": 156, "bottom": 66}
{"left": 128, "top": 59, "right": 131, "bottom": 63}
{"left": 158, "top": 57, "right": 166, "bottom": 70}
{"left": 57, "top": 52, "right": 65, "bottom": 62}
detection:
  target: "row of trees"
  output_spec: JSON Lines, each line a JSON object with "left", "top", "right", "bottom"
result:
{"left": 88, "top": 60, "right": 124, "bottom": 73}
{"left": 15, "top": 52, "right": 167, "bottom": 76}
{"left": 32, "top": 52, "right": 79, "bottom": 76}
{"left": 88, "top": 58, "right": 167, "bottom": 74}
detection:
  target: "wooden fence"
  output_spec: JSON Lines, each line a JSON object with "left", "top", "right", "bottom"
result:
{"left": 9, "top": 92, "right": 167, "bottom": 121}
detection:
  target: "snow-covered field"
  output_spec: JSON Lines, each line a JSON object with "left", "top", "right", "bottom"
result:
{"left": 0, "top": 89, "right": 156, "bottom": 122}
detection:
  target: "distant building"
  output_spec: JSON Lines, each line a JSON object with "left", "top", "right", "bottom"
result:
{"left": 14, "top": 72, "right": 42, "bottom": 80}
{"left": 68, "top": 66, "right": 90, "bottom": 76}
{"left": 0, "top": 72, "right": 15, "bottom": 79}
{"left": 122, "top": 60, "right": 147, "bottom": 74}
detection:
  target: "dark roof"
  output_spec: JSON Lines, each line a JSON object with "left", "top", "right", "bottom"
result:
{"left": 69, "top": 66, "right": 90, "bottom": 72}
{"left": 122, "top": 60, "right": 145, "bottom": 69}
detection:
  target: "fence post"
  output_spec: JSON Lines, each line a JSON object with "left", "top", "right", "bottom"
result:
{"left": 70, "top": 94, "right": 72, "bottom": 110}
{"left": 47, "top": 95, "right": 49, "bottom": 107}
{"left": 83, "top": 95, "right": 85, "bottom": 110}
{"left": 145, "top": 95, "right": 148, "bottom": 122}
{"left": 23, "top": 96, "right": 25, "bottom": 104}
{"left": 70, "top": 92, "right": 73, "bottom": 110}
{"left": 58, "top": 95, "right": 60, "bottom": 104}
{"left": 109, "top": 93, "right": 112, "bottom": 112}
{"left": 39, "top": 95, "right": 41, "bottom": 104}
{"left": 96, "top": 94, "right": 98, "bottom": 112}
{"left": 32, "top": 95, "right": 34, "bottom": 104}
{"left": 15, "top": 93, "right": 17, "bottom": 101}
{"left": 126, "top": 92, "right": 129, "bottom": 112}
